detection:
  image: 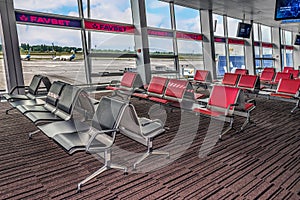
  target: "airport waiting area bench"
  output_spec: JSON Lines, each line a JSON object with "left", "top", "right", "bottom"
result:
{"left": 105, "top": 72, "right": 143, "bottom": 92}
{"left": 3, "top": 75, "right": 52, "bottom": 114}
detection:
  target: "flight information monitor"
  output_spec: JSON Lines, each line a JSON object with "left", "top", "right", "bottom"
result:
{"left": 236, "top": 22, "right": 252, "bottom": 38}
{"left": 275, "top": 0, "right": 300, "bottom": 20}
{"left": 294, "top": 35, "right": 300, "bottom": 45}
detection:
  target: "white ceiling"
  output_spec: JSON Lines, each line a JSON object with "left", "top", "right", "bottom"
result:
{"left": 161, "top": 0, "right": 300, "bottom": 33}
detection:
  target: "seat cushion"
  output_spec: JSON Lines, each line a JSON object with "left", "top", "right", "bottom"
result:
{"left": 149, "top": 97, "right": 169, "bottom": 104}
{"left": 25, "top": 112, "right": 62, "bottom": 123}
{"left": 193, "top": 107, "right": 222, "bottom": 117}
{"left": 133, "top": 93, "right": 149, "bottom": 99}
{"left": 38, "top": 119, "right": 91, "bottom": 138}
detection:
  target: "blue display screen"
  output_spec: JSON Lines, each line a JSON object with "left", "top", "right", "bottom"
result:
{"left": 236, "top": 23, "right": 252, "bottom": 38}
{"left": 295, "top": 35, "right": 300, "bottom": 45}
{"left": 275, "top": 0, "right": 300, "bottom": 20}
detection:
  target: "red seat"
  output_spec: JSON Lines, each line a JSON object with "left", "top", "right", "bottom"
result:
{"left": 222, "top": 73, "right": 240, "bottom": 86}
{"left": 234, "top": 69, "right": 248, "bottom": 75}
{"left": 270, "top": 72, "right": 292, "bottom": 85}
{"left": 193, "top": 85, "right": 241, "bottom": 139}
{"left": 263, "top": 67, "right": 275, "bottom": 72}
{"left": 260, "top": 70, "right": 275, "bottom": 82}
{"left": 106, "top": 72, "right": 137, "bottom": 91}
{"left": 283, "top": 66, "right": 294, "bottom": 73}
{"left": 287, "top": 69, "right": 299, "bottom": 79}
{"left": 270, "top": 79, "right": 300, "bottom": 113}
{"left": 237, "top": 75, "right": 259, "bottom": 91}
{"left": 193, "top": 70, "right": 211, "bottom": 82}
{"left": 132, "top": 76, "right": 168, "bottom": 99}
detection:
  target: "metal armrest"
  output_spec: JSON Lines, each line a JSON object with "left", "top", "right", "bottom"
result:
{"left": 86, "top": 128, "right": 119, "bottom": 151}
{"left": 247, "top": 99, "right": 256, "bottom": 106}
{"left": 225, "top": 103, "right": 239, "bottom": 116}
{"left": 141, "top": 118, "right": 163, "bottom": 127}
{"left": 9, "top": 85, "right": 28, "bottom": 94}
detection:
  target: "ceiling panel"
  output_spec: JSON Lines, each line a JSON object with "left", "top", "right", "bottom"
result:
{"left": 161, "top": 0, "right": 299, "bottom": 32}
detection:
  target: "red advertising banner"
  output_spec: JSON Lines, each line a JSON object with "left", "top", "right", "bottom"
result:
{"left": 147, "top": 29, "right": 173, "bottom": 37}
{"left": 176, "top": 32, "right": 202, "bottom": 41}
{"left": 84, "top": 20, "right": 134, "bottom": 33}
{"left": 214, "top": 37, "right": 226, "bottom": 43}
{"left": 262, "top": 43, "right": 273, "bottom": 48}
{"left": 285, "top": 45, "right": 294, "bottom": 50}
{"left": 228, "top": 38, "right": 245, "bottom": 45}
{"left": 15, "top": 11, "right": 81, "bottom": 28}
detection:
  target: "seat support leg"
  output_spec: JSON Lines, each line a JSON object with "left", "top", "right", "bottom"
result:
{"left": 133, "top": 140, "right": 169, "bottom": 170}
{"left": 6, "top": 107, "right": 15, "bottom": 114}
{"left": 291, "top": 100, "right": 300, "bottom": 113}
{"left": 77, "top": 150, "right": 127, "bottom": 192}
{"left": 219, "top": 117, "right": 234, "bottom": 140}
{"left": 28, "top": 130, "right": 40, "bottom": 139}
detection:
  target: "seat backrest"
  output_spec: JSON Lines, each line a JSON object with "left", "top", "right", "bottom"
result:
{"left": 120, "top": 72, "right": 137, "bottom": 88}
{"left": 208, "top": 85, "right": 240, "bottom": 110}
{"left": 260, "top": 70, "right": 275, "bottom": 81}
{"left": 287, "top": 69, "right": 299, "bottom": 79}
{"left": 164, "top": 79, "right": 188, "bottom": 100}
{"left": 56, "top": 85, "right": 82, "bottom": 115}
{"left": 276, "top": 79, "right": 300, "bottom": 95}
{"left": 92, "top": 96, "right": 127, "bottom": 132}
{"left": 222, "top": 73, "right": 240, "bottom": 86}
{"left": 28, "top": 75, "right": 44, "bottom": 95}
{"left": 234, "top": 69, "right": 248, "bottom": 75}
{"left": 283, "top": 66, "right": 294, "bottom": 73}
{"left": 45, "top": 81, "right": 67, "bottom": 106}
{"left": 273, "top": 72, "right": 292, "bottom": 83}
{"left": 148, "top": 76, "right": 168, "bottom": 95}
{"left": 41, "top": 76, "right": 52, "bottom": 92}
{"left": 237, "top": 75, "right": 260, "bottom": 91}
{"left": 263, "top": 67, "right": 275, "bottom": 73}
{"left": 194, "top": 70, "right": 210, "bottom": 82}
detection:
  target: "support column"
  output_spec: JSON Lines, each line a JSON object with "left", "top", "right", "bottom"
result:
{"left": 131, "top": 0, "right": 151, "bottom": 84}
{"left": 244, "top": 20, "right": 256, "bottom": 75}
{"left": 293, "top": 32, "right": 300, "bottom": 68}
{"left": 200, "top": 10, "right": 217, "bottom": 79}
{"left": 0, "top": 0, "right": 24, "bottom": 93}
{"left": 78, "top": 0, "right": 91, "bottom": 84}
{"left": 272, "top": 27, "right": 282, "bottom": 72}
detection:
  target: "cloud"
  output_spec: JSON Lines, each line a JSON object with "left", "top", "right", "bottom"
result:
{"left": 148, "top": 0, "right": 169, "bottom": 9}
{"left": 17, "top": 24, "right": 82, "bottom": 47}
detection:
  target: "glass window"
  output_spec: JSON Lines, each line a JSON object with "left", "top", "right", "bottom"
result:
{"left": 174, "top": 5, "right": 200, "bottom": 33}
{"left": 86, "top": 0, "right": 132, "bottom": 24}
{"left": 213, "top": 14, "right": 224, "bottom": 37}
{"left": 148, "top": 37, "right": 175, "bottom": 72}
{"left": 90, "top": 32, "right": 135, "bottom": 53}
{"left": 14, "top": 0, "right": 80, "bottom": 17}
{"left": 255, "top": 46, "right": 261, "bottom": 71}
{"left": 145, "top": 0, "right": 171, "bottom": 29}
{"left": 262, "top": 47, "right": 273, "bottom": 68}
{"left": 177, "top": 40, "right": 203, "bottom": 74}
{"left": 284, "top": 31, "right": 292, "bottom": 45}
{"left": 17, "top": 24, "right": 84, "bottom": 85}
{"left": 228, "top": 44, "right": 245, "bottom": 72}
{"left": 148, "top": 37, "right": 174, "bottom": 55}
{"left": 253, "top": 23, "right": 259, "bottom": 41}
{"left": 261, "top": 25, "right": 272, "bottom": 43}
{"left": 227, "top": 17, "right": 241, "bottom": 38}
{"left": 286, "top": 49, "right": 293, "bottom": 67}
{"left": 215, "top": 43, "right": 227, "bottom": 76}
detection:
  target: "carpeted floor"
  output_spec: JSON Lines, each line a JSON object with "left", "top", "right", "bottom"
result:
{"left": 0, "top": 95, "right": 299, "bottom": 199}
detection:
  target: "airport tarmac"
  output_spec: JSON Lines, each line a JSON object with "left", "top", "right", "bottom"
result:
{"left": 0, "top": 57, "right": 203, "bottom": 90}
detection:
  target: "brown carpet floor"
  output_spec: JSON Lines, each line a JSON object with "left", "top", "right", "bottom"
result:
{"left": 0, "top": 95, "right": 299, "bottom": 199}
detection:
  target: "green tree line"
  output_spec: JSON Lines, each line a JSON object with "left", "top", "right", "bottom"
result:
{"left": 20, "top": 43, "right": 82, "bottom": 53}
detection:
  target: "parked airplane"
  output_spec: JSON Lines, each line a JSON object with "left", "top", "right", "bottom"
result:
{"left": 21, "top": 49, "right": 31, "bottom": 61}
{"left": 53, "top": 50, "right": 75, "bottom": 61}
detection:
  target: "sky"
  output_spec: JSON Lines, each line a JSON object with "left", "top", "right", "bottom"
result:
{"left": 13, "top": 0, "right": 266, "bottom": 53}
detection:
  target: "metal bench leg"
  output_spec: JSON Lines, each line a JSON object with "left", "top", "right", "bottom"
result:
{"left": 219, "top": 117, "right": 234, "bottom": 140}
{"left": 133, "top": 140, "right": 169, "bottom": 170}
{"left": 6, "top": 107, "right": 15, "bottom": 114}
{"left": 28, "top": 130, "right": 40, "bottom": 139}
{"left": 291, "top": 100, "right": 300, "bottom": 113}
{"left": 77, "top": 150, "right": 127, "bottom": 192}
